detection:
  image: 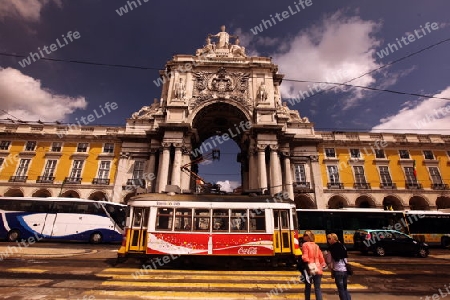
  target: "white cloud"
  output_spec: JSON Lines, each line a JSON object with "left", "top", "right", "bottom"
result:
{"left": 249, "top": 12, "right": 393, "bottom": 109}
{"left": 371, "top": 86, "right": 450, "bottom": 134}
{"left": 0, "top": 0, "right": 61, "bottom": 22}
{"left": 216, "top": 180, "right": 240, "bottom": 193}
{"left": 0, "top": 67, "right": 87, "bottom": 122}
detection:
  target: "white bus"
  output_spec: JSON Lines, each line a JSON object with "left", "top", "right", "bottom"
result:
{"left": 0, "top": 197, "right": 126, "bottom": 243}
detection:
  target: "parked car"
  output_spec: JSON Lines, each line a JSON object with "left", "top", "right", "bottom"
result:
{"left": 353, "top": 229, "right": 429, "bottom": 258}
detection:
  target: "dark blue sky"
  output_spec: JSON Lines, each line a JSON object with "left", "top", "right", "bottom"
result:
{"left": 1, "top": 0, "right": 449, "bottom": 190}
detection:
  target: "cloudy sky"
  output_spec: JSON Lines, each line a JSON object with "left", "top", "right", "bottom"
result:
{"left": 0, "top": 0, "right": 449, "bottom": 191}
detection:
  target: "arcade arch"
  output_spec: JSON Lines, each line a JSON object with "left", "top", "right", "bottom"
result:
{"left": 409, "top": 195, "right": 430, "bottom": 210}
{"left": 60, "top": 190, "right": 80, "bottom": 198}
{"left": 355, "top": 195, "right": 376, "bottom": 208}
{"left": 32, "top": 189, "right": 51, "bottom": 197}
{"left": 294, "top": 194, "right": 316, "bottom": 209}
{"left": 328, "top": 195, "right": 349, "bottom": 209}
{"left": 436, "top": 196, "right": 450, "bottom": 209}
{"left": 382, "top": 195, "right": 404, "bottom": 210}
{"left": 4, "top": 188, "right": 23, "bottom": 197}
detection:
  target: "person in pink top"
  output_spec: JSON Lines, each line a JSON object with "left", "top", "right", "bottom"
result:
{"left": 302, "top": 230, "right": 326, "bottom": 300}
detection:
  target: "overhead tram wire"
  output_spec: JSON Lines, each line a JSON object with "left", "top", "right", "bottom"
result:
{"left": 1, "top": 36, "right": 450, "bottom": 102}
{"left": 284, "top": 36, "right": 450, "bottom": 100}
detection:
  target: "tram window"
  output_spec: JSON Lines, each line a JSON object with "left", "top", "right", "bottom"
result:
{"left": 249, "top": 209, "right": 266, "bottom": 232}
{"left": 132, "top": 207, "right": 146, "bottom": 227}
{"left": 280, "top": 210, "right": 289, "bottom": 229}
{"left": 194, "top": 209, "right": 210, "bottom": 231}
{"left": 213, "top": 209, "right": 229, "bottom": 231}
{"left": 156, "top": 208, "right": 173, "bottom": 230}
{"left": 174, "top": 208, "right": 192, "bottom": 231}
{"left": 231, "top": 209, "right": 247, "bottom": 232}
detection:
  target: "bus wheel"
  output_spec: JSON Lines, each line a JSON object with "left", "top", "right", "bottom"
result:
{"left": 89, "top": 232, "right": 103, "bottom": 244}
{"left": 441, "top": 237, "right": 450, "bottom": 248}
{"left": 7, "top": 230, "right": 20, "bottom": 242}
{"left": 375, "top": 246, "right": 386, "bottom": 256}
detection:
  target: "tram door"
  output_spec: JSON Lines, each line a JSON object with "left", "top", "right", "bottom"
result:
{"left": 128, "top": 207, "right": 149, "bottom": 252}
{"left": 273, "top": 210, "right": 292, "bottom": 253}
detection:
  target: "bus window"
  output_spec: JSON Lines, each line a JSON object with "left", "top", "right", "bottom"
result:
{"left": 212, "top": 209, "right": 229, "bottom": 231}
{"left": 249, "top": 209, "right": 265, "bottom": 232}
{"left": 194, "top": 209, "right": 210, "bottom": 231}
{"left": 104, "top": 203, "right": 126, "bottom": 230}
{"left": 156, "top": 208, "right": 173, "bottom": 230}
{"left": 174, "top": 208, "right": 192, "bottom": 231}
{"left": 52, "top": 202, "right": 74, "bottom": 213}
{"left": 31, "top": 201, "right": 52, "bottom": 213}
{"left": 231, "top": 209, "right": 247, "bottom": 232}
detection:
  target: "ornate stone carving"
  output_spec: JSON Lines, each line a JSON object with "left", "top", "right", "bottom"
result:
{"left": 174, "top": 78, "right": 186, "bottom": 100}
{"left": 131, "top": 99, "right": 162, "bottom": 119}
{"left": 209, "top": 25, "right": 237, "bottom": 50}
{"left": 257, "top": 82, "right": 268, "bottom": 102}
{"left": 191, "top": 67, "right": 250, "bottom": 108}
{"left": 230, "top": 38, "right": 246, "bottom": 57}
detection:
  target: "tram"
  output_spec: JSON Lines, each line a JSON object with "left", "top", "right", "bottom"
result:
{"left": 117, "top": 193, "right": 301, "bottom": 265}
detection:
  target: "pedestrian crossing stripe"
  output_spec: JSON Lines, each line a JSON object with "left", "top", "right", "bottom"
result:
{"left": 349, "top": 262, "right": 396, "bottom": 275}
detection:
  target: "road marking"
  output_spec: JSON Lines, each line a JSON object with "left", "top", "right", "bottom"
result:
{"left": 7, "top": 268, "right": 47, "bottom": 273}
{"left": 349, "top": 262, "right": 395, "bottom": 274}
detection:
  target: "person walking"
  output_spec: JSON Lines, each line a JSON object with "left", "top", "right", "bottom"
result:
{"left": 301, "top": 230, "right": 326, "bottom": 300}
{"left": 326, "top": 233, "right": 352, "bottom": 300}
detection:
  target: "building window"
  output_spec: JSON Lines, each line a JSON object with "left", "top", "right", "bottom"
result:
{"left": 51, "top": 142, "right": 62, "bottom": 152}
{"left": 25, "top": 141, "right": 36, "bottom": 151}
{"left": 423, "top": 150, "right": 434, "bottom": 160}
{"left": 429, "top": 167, "right": 442, "bottom": 184}
{"left": 77, "top": 143, "right": 88, "bottom": 152}
{"left": 404, "top": 167, "right": 418, "bottom": 184}
{"left": 353, "top": 166, "right": 366, "bottom": 183}
{"left": 97, "top": 161, "right": 111, "bottom": 179}
{"left": 327, "top": 165, "right": 340, "bottom": 184}
{"left": 70, "top": 160, "right": 84, "bottom": 179}
{"left": 133, "top": 161, "right": 145, "bottom": 179}
{"left": 0, "top": 141, "right": 11, "bottom": 150}
{"left": 15, "top": 159, "right": 30, "bottom": 176}
{"left": 0, "top": 157, "right": 4, "bottom": 169}
{"left": 350, "top": 149, "right": 361, "bottom": 158}
{"left": 294, "top": 164, "right": 306, "bottom": 183}
{"left": 375, "top": 149, "right": 385, "bottom": 158}
{"left": 379, "top": 166, "right": 393, "bottom": 186}
{"left": 325, "top": 148, "right": 336, "bottom": 158}
{"left": 399, "top": 150, "right": 410, "bottom": 159}
{"left": 42, "top": 160, "right": 57, "bottom": 179}
{"left": 103, "top": 143, "right": 114, "bottom": 153}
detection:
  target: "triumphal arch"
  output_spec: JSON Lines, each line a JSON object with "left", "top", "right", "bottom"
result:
{"left": 113, "top": 26, "right": 325, "bottom": 208}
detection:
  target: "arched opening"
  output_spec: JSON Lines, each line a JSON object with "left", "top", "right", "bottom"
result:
{"left": 355, "top": 195, "right": 376, "bottom": 208}
{"left": 4, "top": 188, "right": 24, "bottom": 197}
{"left": 295, "top": 194, "right": 316, "bottom": 209}
{"left": 191, "top": 102, "right": 250, "bottom": 194}
{"left": 436, "top": 196, "right": 450, "bottom": 209}
{"left": 32, "top": 189, "right": 51, "bottom": 197}
{"left": 89, "top": 191, "right": 108, "bottom": 201}
{"left": 60, "top": 190, "right": 80, "bottom": 198}
{"left": 328, "top": 195, "right": 348, "bottom": 209}
{"left": 382, "top": 195, "right": 404, "bottom": 210}
{"left": 409, "top": 196, "right": 430, "bottom": 210}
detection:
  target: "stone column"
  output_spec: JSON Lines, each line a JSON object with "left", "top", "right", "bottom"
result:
{"left": 111, "top": 152, "right": 130, "bottom": 203}
{"left": 270, "top": 145, "right": 282, "bottom": 195}
{"left": 145, "top": 150, "right": 157, "bottom": 193}
{"left": 170, "top": 144, "right": 182, "bottom": 188}
{"left": 180, "top": 147, "right": 191, "bottom": 192}
{"left": 283, "top": 152, "right": 294, "bottom": 200}
{"left": 248, "top": 149, "right": 256, "bottom": 189}
{"left": 257, "top": 144, "right": 268, "bottom": 192}
{"left": 156, "top": 143, "right": 171, "bottom": 193}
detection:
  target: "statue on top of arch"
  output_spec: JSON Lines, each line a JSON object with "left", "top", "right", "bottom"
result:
{"left": 195, "top": 25, "right": 246, "bottom": 58}
{"left": 131, "top": 98, "right": 163, "bottom": 119}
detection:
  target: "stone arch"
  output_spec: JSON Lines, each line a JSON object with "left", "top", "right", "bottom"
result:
{"left": 328, "top": 194, "right": 350, "bottom": 209}
{"left": 294, "top": 194, "right": 316, "bottom": 209}
{"left": 436, "top": 196, "right": 450, "bottom": 209}
{"left": 382, "top": 195, "right": 404, "bottom": 210}
{"left": 32, "top": 189, "right": 52, "bottom": 197}
{"left": 88, "top": 191, "right": 108, "bottom": 201}
{"left": 60, "top": 190, "right": 80, "bottom": 198}
{"left": 4, "top": 188, "right": 24, "bottom": 197}
{"left": 409, "top": 195, "right": 430, "bottom": 210}
{"left": 355, "top": 194, "right": 376, "bottom": 208}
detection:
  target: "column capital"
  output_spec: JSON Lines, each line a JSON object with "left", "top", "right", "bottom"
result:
{"left": 309, "top": 155, "right": 319, "bottom": 162}
{"left": 269, "top": 145, "right": 279, "bottom": 151}
{"left": 257, "top": 144, "right": 267, "bottom": 151}
{"left": 162, "top": 142, "right": 171, "bottom": 148}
